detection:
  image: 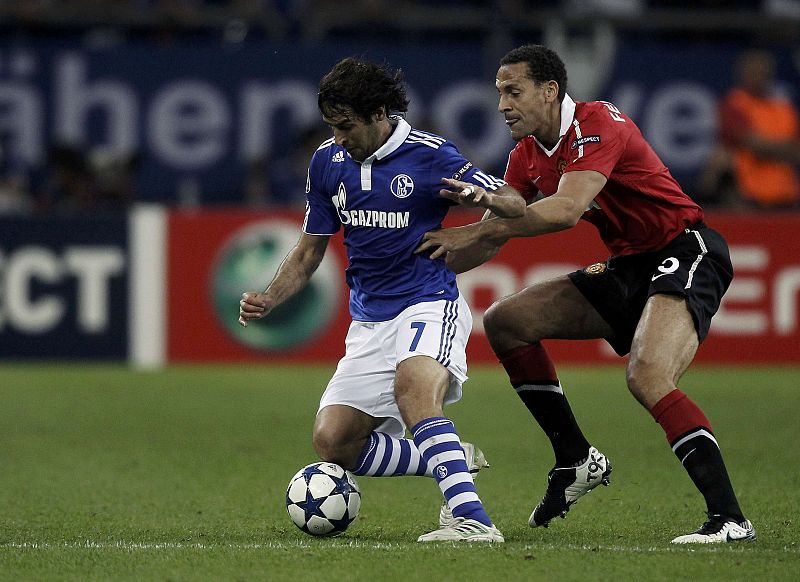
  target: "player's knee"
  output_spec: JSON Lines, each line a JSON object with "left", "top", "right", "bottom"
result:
{"left": 484, "top": 300, "right": 513, "bottom": 339}
{"left": 626, "top": 358, "right": 648, "bottom": 395}
{"left": 626, "top": 357, "right": 672, "bottom": 403}
{"left": 312, "top": 429, "right": 346, "bottom": 465}
{"left": 312, "top": 428, "right": 360, "bottom": 469}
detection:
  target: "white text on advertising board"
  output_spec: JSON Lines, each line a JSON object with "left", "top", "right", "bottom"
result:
{"left": 0, "top": 246, "right": 125, "bottom": 334}
{"left": 458, "top": 246, "right": 800, "bottom": 337}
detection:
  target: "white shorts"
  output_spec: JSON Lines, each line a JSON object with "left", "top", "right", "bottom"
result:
{"left": 318, "top": 294, "right": 472, "bottom": 438}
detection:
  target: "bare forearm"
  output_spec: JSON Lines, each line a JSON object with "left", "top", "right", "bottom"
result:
{"left": 446, "top": 242, "right": 501, "bottom": 274}
{"left": 444, "top": 195, "right": 573, "bottom": 273}
{"left": 264, "top": 244, "right": 324, "bottom": 306}
{"left": 418, "top": 171, "right": 604, "bottom": 263}
{"left": 476, "top": 195, "right": 580, "bottom": 244}
{"left": 439, "top": 179, "right": 525, "bottom": 217}
{"left": 483, "top": 185, "right": 527, "bottom": 218}
{"left": 239, "top": 234, "right": 328, "bottom": 327}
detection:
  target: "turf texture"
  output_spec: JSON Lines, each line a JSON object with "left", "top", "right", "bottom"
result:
{"left": 1, "top": 364, "right": 798, "bottom": 580}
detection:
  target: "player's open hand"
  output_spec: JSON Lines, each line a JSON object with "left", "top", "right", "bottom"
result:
{"left": 239, "top": 292, "right": 271, "bottom": 327}
{"left": 439, "top": 178, "right": 493, "bottom": 209}
{"left": 415, "top": 225, "right": 481, "bottom": 260}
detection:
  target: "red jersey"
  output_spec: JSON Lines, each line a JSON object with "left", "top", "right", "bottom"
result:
{"left": 504, "top": 96, "right": 703, "bottom": 256}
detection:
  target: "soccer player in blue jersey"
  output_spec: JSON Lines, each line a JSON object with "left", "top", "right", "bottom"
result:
{"left": 238, "top": 57, "right": 525, "bottom": 542}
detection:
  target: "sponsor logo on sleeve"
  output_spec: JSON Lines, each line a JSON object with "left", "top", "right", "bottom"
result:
{"left": 570, "top": 135, "right": 601, "bottom": 149}
{"left": 451, "top": 161, "right": 473, "bottom": 180}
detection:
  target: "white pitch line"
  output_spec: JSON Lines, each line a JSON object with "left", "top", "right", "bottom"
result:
{"left": 1, "top": 541, "right": 394, "bottom": 551}
{"left": 0, "top": 540, "right": 797, "bottom": 555}
{"left": 528, "top": 542, "right": 798, "bottom": 555}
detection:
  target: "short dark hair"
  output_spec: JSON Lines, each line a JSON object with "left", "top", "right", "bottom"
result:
{"left": 500, "top": 45, "right": 568, "bottom": 102}
{"left": 318, "top": 57, "right": 410, "bottom": 122}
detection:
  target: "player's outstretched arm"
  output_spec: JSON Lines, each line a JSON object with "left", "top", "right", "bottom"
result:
{"left": 443, "top": 209, "right": 502, "bottom": 274}
{"left": 418, "top": 170, "right": 606, "bottom": 260}
{"left": 439, "top": 179, "right": 526, "bottom": 218}
{"left": 445, "top": 239, "right": 502, "bottom": 274}
{"left": 239, "top": 232, "right": 330, "bottom": 327}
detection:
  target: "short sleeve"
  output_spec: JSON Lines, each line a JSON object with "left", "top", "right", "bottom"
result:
{"left": 565, "top": 105, "right": 629, "bottom": 179}
{"left": 432, "top": 141, "right": 506, "bottom": 197}
{"left": 302, "top": 148, "right": 340, "bottom": 236}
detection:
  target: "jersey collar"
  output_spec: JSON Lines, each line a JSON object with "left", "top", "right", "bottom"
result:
{"left": 361, "top": 117, "right": 412, "bottom": 164}
{"left": 533, "top": 93, "right": 576, "bottom": 157}
{"left": 357, "top": 117, "right": 411, "bottom": 191}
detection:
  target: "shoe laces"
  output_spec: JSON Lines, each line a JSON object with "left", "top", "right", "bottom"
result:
{"left": 696, "top": 513, "right": 737, "bottom": 534}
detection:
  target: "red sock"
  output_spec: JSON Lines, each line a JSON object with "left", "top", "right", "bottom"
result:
{"left": 498, "top": 343, "right": 557, "bottom": 387}
{"left": 650, "top": 389, "right": 713, "bottom": 443}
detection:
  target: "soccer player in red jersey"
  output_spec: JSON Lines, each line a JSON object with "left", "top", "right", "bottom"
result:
{"left": 417, "top": 44, "right": 755, "bottom": 544}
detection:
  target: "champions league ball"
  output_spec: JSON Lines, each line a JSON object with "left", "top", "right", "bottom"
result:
{"left": 286, "top": 462, "right": 361, "bottom": 537}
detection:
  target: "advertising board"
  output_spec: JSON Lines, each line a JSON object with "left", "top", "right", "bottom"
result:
{"left": 165, "top": 209, "right": 800, "bottom": 365}
{"left": 0, "top": 215, "right": 128, "bottom": 359}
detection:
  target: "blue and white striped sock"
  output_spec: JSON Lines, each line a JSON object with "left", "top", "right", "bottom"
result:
{"left": 412, "top": 417, "right": 492, "bottom": 527}
{"left": 352, "top": 432, "right": 431, "bottom": 477}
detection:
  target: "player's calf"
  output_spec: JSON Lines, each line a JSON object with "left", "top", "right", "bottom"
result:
{"left": 439, "top": 442, "right": 490, "bottom": 527}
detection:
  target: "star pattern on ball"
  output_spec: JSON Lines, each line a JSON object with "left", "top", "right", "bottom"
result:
{"left": 297, "top": 486, "right": 326, "bottom": 523}
{"left": 286, "top": 462, "right": 361, "bottom": 537}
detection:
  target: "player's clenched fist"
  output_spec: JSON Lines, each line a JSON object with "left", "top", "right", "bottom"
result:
{"left": 239, "top": 292, "right": 271, "bottom": 327}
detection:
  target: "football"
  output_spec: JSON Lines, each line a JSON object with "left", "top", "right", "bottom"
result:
{"left": 285, "top": 462, "right": 361, "bottom": 536}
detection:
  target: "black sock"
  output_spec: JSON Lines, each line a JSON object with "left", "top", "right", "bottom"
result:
{"left": 498, "top": 344, "right": 592, "bottom": 467}
{"left": 515, "top": 387, "right": 591, "bottom": 467}
{"left": 672, "top": 429, "right": 745, "bottom": 522}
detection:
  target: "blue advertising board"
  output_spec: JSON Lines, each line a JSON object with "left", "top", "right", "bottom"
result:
{"left": 0, "top": 215, "right": 129, "bottom": 359}
{"left": 0, "top": 37, "right": 796, "bottom": 204}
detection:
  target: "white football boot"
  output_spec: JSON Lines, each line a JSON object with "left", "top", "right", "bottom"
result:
{"left": 417, "top": 518, "right": 505, "bottom": 543}
{"left": 438, "top": 442, "right": 490, "bottom": 527}
{"left": 671, "top": 514, "right": 756, "bottom": 544}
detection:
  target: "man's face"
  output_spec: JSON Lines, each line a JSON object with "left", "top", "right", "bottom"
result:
{"left": 322, "top": 108, "right": 383, "bottom": 162}
{"left": 496, "top": 62, "right": 552, "bottom": 142}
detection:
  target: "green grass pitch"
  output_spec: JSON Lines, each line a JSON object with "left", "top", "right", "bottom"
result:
{"left": 1, "top": 364, "right": 798, "bottom": 580}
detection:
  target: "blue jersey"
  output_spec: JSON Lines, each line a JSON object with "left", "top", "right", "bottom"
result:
{"left": 303, "top": 118, "right": 505, "bottom": 322}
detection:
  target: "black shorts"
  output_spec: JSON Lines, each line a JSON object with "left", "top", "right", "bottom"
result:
{"left": 568, "top": 223, "right": 733, "bottom": 356}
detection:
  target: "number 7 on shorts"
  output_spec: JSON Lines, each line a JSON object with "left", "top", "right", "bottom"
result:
{"left": 409, "top": 322, "right": 426, "bottom": 351}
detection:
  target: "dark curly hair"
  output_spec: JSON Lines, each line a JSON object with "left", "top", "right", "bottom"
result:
{"left": 500, "top": 45, "right": 568, "bottom": 103}
{"left": 318, "top": 57, "right": 410, "bottom": 122}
